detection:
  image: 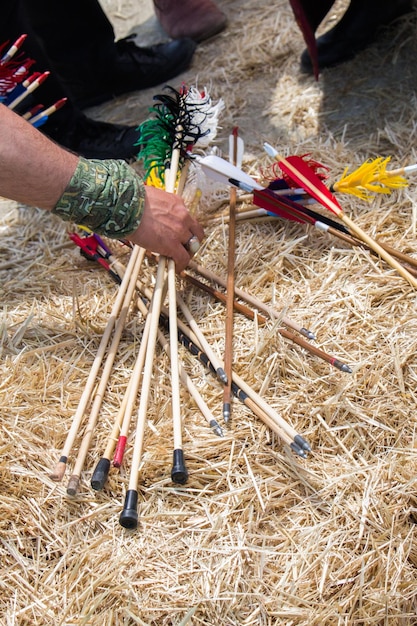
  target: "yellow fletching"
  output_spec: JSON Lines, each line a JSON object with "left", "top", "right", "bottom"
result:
{"left": 145, "top": 166, "right": 165, "bottom": 189}
{"left": 145, "top": 162, "right": 183, "bottom": 191}
{"left": 333, "top": 157, "right": 408, "bottom": 200}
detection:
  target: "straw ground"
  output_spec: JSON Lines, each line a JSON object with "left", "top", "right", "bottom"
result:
{"left": 1, "top": 0, "right": 417, "bottom": 623}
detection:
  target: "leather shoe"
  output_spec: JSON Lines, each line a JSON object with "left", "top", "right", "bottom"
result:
{"left": 44, "top": 113, "right": 142, "bottom": 161}
{"left": 301, "top": 0, "right": 413, "bottom": 73}
{"left": 61, "top": 37, "right": 196, "bottom": 109}
{"left": 154, "top": 0, "right": 227, "bottom": 42}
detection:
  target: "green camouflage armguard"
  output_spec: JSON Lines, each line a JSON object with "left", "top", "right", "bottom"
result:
{"left": 52, "top": 157, "right": 145, "bottom": 238}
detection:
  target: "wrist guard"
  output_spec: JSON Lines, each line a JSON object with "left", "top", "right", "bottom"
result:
{"left": 52, "top": 157, "right": 145, "bottom": 238}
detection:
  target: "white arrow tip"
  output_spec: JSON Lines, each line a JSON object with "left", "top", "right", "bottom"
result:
{"left": 263, "top": 142, "right": 278, "bottom": 157}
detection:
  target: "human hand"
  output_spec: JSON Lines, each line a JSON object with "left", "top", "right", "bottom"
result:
{"left": 127, "top": 185, "right": 205, "bottom": 273}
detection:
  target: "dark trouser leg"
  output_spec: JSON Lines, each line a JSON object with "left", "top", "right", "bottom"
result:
{"left": 0, "top": 0, "right": 194, "bottom": 159}
{"left": 0, "top": 0, "right": 79, "bottom": 134}
{"left": 20, "top": 0, "right": 116, "bottom": 68}
{"left": 289, "top": 0, "right": 337, "bottom": 77}
{"left": 0, "top": 0, "right": 143, "bottom": 160}
{"left": 300, "top": 0, "right": 413, "bottom": 72}
{"left": 19, "top": 0, "right": 118, "bottom": 93}
{"left": 17, "top": 0, "right": 196, "bottom": 110}
{"left": 290, "top": 0, "right": 337, "bottom": 32}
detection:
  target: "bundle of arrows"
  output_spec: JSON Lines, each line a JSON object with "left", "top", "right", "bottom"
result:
{"left": 50, "top": 83, "right": 417, "bottom": 530}
{"left": 47, "top": 85, "right": 342, "bottom": 531}
{"left": 63, "top": 227, "right": 348, "bottom": 530}
{"left": 0, "top": 34, "right": 67, "bottom": 125}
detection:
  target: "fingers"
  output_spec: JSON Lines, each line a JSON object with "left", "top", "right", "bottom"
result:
{"left": 173, "top": 246, "right": 193, "bottom": 274}
{"left": 133, "top": 185, "right": 206, "bottom": 272}
{"left": 190, "top": 219, "right": 205, "bottom": 244}
{"left": 181, "top": 216, "right": 205, "bottom": 255}
{"left": 171, "top": 211, "right": 205, "bottom": 270}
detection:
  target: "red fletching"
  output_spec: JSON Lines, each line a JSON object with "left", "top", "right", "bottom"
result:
{"left": 278, "top": 155, "right": 343, "bottom": 216}
{"left": 253, "top": 188, "right": 314, "bottom": 225}
{"left": 261, "top": 154, "right": 329, "bottom": 187}
{"left": 0, "top": 58, "right": 34, "bottom": 92}
{"left": 69, "top": 232, "right": 110, "bottom": 270}
{"left": 0, "top": 34, "right": 34, "bottom": 94}
{"left": 70, "top": 232, "right": 98, "bottom": 254}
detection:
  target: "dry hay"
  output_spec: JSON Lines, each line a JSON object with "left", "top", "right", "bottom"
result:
{"left": 1, "top": 0, "right": 417, "bottom": 624}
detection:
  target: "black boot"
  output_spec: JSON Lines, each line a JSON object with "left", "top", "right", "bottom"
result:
{"left": 301, "top": 0, "right": 413, "bottom": 73}
{"left": 56, "top": 36, "right": 197, "bottom": 110}
{"left": 19, "top": 0, "right": 196, "bottom": 108}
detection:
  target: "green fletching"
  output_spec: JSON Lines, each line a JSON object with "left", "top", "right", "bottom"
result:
{"left": 137, "top": 116, "right": 174, "bottom": 182}
{"left": 136, "top": 98, "right": 183, "bottom": 181}
{"left": 136, "top": 86, "right": 220, "bottom": 182}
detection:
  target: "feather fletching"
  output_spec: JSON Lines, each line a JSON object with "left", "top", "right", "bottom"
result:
{"left": 136, "top": 85, "right": 224, "bottom": 183}
{"left": 278, "top": 154, "right": 343, "bottom": 216}
{"left": 261, "top": 154, "right": 329, "bottom": 188}
{"left": 332, "top": 157, "right": 408, "bottom": 200}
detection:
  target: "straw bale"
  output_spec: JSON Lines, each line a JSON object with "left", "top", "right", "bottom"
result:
{"left": 2, "top": 0, "right": 417, "bottom": 623}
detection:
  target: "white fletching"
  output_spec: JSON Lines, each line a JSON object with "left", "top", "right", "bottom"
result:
{"left": 229, "top": 134, "right": 244, "bottom": 168}
{"left": 195, "top": 154, "right": 264, "bottom": 190}
{"left": 184, "top": 87, "right": 225, "bottom": 148}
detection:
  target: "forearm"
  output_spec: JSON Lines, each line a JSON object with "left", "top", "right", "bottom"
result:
{"left": 0, "top": 104, "right": 144, "bottom": 238}
{"left": 0, "top": 103, "right": 78, "bottom": 209}
{"left": 0, "top": 103, "right": 204, "bottom": 273}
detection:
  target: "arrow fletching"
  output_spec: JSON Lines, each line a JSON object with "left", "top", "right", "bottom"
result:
{"left": 196, "top": 154, "right": 264, "bottom": 191}
{"left": 184, "top": 86, "right": 224, "bottom": 149}
{"left": 263, "top": 143, "right": 417, "bottom": 288}
{"left": 264, "top": 142, "right": 343, "bottom": 216}
{"left": 332, "top": 157, "right": 409, "bottom": 200}
{"left": 253, "top": 189, "right": 310, "bottom": 224}
{"left": 137, "top": 85, "right": 223, "bottom": 183}
{"left": 229, "top": 128, "right": 244, "bottom": 168}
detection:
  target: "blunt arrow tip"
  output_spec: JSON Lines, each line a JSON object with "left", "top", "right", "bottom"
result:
{"left": 264, "top": 142, "right": 278, "bottom": 157}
